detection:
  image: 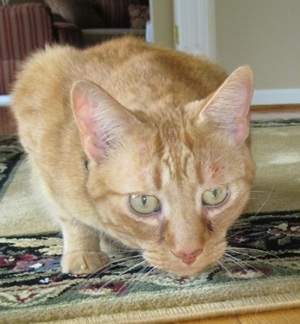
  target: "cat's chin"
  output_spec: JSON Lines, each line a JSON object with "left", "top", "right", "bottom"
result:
{"left": 143, "top": 254, "right": 223, "bottom": 277}
{"left": 152, "top": 262, "right": 210, "bottom": 277}
{"left": 168, "top": 265, "right": 205, "bottom": 277}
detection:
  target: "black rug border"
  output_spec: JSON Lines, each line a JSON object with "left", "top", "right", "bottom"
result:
{"left": 251, "top": 118, "right": 300, "bottom": 127}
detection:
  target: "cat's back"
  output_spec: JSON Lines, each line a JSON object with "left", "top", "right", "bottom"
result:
{"left": 84, "top": 36, "right": 227, "bottom": 110}
{"left": 11, "top": 36, "right": 227, "bottom": 151}
{"left": 12, "top": 36, "right": 226, "bottom": 115}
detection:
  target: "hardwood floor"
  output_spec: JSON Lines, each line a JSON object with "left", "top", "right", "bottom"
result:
{"left": 250, "top": 104, "right": 300, "bottom": 120}
{"left": 1, "top": 104, "right": 299, "bottom": 322}
{"left": 0, "top": 107, "right": 17, "bottom": 135}
{"left": 175, "top": 307, "right": 300, "bottom": 324}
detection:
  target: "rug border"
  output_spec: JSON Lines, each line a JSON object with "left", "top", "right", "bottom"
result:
{"left": 55, "top": 293, "right": 300, "bottom": 324}
{"left": 2, "top": 292, "right": 300, "bottom": 324}
{"left": 1, "top": 277, "right": 300, "bottom": 324}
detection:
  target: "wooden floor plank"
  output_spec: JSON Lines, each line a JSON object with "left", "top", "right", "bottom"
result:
{"left": 250, "top": 103, "right": 300, "bottom": 112}
{"left": 173, "top": 307, "right": 300, "bottom": 323}
{"left": 0, "top": 107, "right": 16, "bottom": 135}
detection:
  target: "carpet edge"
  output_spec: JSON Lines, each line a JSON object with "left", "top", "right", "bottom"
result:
{"left": 1, "top": 277, "right": 300, "bottom": 324}
{"left": 5, "top": 291, "right": 299, "bottom": 324}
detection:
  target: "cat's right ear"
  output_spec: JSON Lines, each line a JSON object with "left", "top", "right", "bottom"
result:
{"left": 71, "top": 80, "right": 137, "bottom": 162}
{"left": 197, "top": 66, "right": 253, "bottom": 146}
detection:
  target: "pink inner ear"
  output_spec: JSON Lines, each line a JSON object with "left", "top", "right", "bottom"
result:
{"left": 71, "top": 81, "right": 107, "bottom": 162}
{"left": 198, "top": 66, "right": 253, "bottom": 146}
{"left": 230, "top": 116, "right": 250, "bottom": 145}
{"left": 72, "top": 86, "right": 95, "bottom": 136}
{"left": 71, "top": 79, "right": 140, "bottom": 163}
{"left": 82, "top": 134, "right": 106, "bottom": 162}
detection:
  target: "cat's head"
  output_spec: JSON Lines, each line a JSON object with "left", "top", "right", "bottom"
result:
{"left": 71, "top": 66, "right": 255, "bottom": 276}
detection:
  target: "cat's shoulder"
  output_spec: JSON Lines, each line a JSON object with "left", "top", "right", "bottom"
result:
{"left": 17, "top": 45, "right": 79, "bottom": 76}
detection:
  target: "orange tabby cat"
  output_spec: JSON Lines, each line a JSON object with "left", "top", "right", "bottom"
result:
{"left": 11, "top": 36, "right": 255, "bottom": 276}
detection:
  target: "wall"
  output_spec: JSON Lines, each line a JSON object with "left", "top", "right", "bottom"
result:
{"left": 149, "top": 0, "right": 174, "bottom": 48}
{"left": 215, "top": 0, "right": 300, "bottom": 103}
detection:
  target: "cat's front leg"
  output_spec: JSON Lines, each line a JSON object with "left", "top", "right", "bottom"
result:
{"left": 58, "top": 216, "right": 109, "bottom": 274}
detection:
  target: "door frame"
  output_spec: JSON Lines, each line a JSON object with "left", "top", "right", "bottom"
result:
{"left": 173, "top": 0, "right": 216, "bottom": 60}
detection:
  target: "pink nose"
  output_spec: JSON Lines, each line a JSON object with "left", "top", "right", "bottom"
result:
{"left": 171, "top": 248, "right": 203, "bottom": 265}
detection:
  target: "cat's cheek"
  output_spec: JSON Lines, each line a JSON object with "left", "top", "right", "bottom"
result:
{"left": 98, "top": 203, "right": 161, "bottom": 249}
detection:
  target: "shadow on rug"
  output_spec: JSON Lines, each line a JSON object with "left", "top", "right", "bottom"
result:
{"left": 0, "top": 136, "right": 23, "bottom": 195}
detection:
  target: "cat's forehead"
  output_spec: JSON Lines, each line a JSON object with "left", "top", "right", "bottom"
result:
{"left": 149, "top": 130, "right": 201, "bottom": 187}
{"left": 146, "top": 125, "right": 242, "bottom": 189}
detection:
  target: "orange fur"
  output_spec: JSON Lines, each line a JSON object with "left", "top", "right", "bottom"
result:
{"left": 11, "top": 36, "right": 255, "bottom": 276}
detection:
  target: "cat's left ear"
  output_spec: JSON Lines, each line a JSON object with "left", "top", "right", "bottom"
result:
{"left": 71, "top": 80, "right": 138, "bottom": 162}
{"left": 198, "top": 66, "right": 253, "bottom": 146}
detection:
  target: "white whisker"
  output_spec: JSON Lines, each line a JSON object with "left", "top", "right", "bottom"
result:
{"left": 125, "top": 264, "right": 155, "bottom": 294}
{"left": 254, "top": 185, "right": 274, "bottom": 215}
{"left": 217, "top": 260, "right": 237, "bottom": 283}
{"left": 227, "top": 246, "right": 280, "bottom": 259}
{"left": 224, "top": 252, "right": 267, "bottom": 277}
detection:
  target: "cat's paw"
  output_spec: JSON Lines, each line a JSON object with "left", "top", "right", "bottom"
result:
{"left": 61, "top": 251, "right": 109, "bottom": 274}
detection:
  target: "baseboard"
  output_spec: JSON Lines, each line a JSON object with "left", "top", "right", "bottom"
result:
{"left": 2, "top": 90, "right": 300, "bottom": 107}
{"left": 252, "top": 89, "right": 300, "bottom": 105}
{"left": 0, "top": 95, "right": 11, "bottom": 107}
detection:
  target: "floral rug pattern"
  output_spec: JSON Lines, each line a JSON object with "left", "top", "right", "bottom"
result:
{"left": 0, "top": 210, "right": 299, "bottom": 314}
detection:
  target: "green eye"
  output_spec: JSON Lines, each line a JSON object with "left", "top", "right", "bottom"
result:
{"left": 129, "top": 194, "right": 161, "bottom": 215}
{"left": 202, "top": 187, "right": 229, "bottom": 207}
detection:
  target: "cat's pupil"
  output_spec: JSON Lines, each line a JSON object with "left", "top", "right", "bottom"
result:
{"left": 84, "top": 160, "right": 89, "bottom": 171}
{"left": 212, "top": 189, "right": 218, "bottom": 198}
{"left": 142, "top": 195, "right": 147, "bottom": 206}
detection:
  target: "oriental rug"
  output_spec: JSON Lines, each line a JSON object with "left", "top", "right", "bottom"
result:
{"left": 0, "top": 121, "right": 299, "bottom": 324}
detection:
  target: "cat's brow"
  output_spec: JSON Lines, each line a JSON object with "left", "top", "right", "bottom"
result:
{"left": 153, "top": 164, "right": 162, "bottom": 190}
{"left": 162, "top": 146, "right": 196, "bottom": 182}
{"left": 151, "top": 132, "right": 165, "bottom": 190}
{"left": 153, "top": 124, "right": 201, "bottom": 184}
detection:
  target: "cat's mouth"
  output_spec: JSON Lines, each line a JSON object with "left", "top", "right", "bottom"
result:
{"left": 142, "top": 243, "right": 226, "bottom": 277}
{"left": 147, "top": 259, "right": 210, "bottom": 277}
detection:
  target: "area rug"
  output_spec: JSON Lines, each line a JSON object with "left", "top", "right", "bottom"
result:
{"left": 0, "top": 121, "right": 300, "bottom": 324}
